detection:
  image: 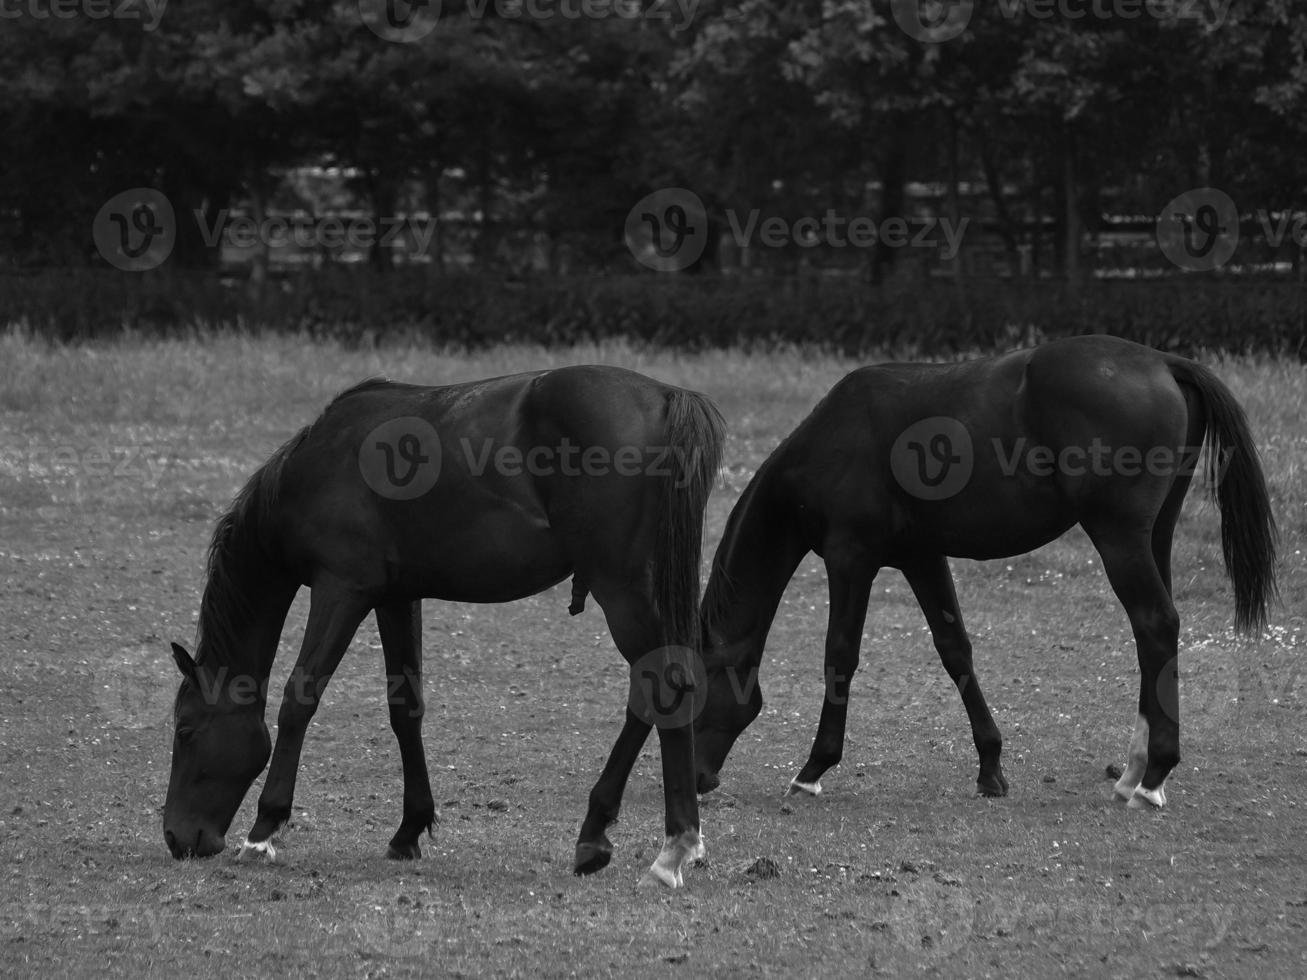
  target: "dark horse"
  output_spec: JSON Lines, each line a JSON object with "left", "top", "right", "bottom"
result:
{"left": 692, "top": 336, "right": 1276, "bottom": 809}
{"left": 163, "top": 366, "right": 724, "bottom": 888}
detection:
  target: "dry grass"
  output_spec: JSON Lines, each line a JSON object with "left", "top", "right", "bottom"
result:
{"left": 1, "top": 331, "right": 1304, "bottom": 979}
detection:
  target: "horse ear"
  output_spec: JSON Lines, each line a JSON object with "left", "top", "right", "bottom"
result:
{"left": 171, "top": 642, "right": 199, "bottom": 683}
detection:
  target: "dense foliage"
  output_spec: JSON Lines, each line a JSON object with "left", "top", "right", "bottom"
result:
{"left": 2, "top": 1, "right": 1305, "bottom": 348}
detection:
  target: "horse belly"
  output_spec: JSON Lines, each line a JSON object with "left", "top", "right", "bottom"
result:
{"left": 910, "top": 482, "right": 1075, "bottom": 562}
{"left": 388, "top": 507, "right": 573, "bottom": 603}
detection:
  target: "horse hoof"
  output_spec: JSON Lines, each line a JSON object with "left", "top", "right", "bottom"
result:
{"left": 637, "top": 865, "right": 682, "bottom": 889}
{"left": 1127, "top": 785, "right": 1166, "bottom": 810}
{"left": 573, "top": 840, "right": 613, "bottom": 876}
{"left": 977, "top": 775, "right": 1009, "bottom": 798}
{"left": 386, "top": 841, "right": 422, "bottom": 860}
{"left": 238, "top": 838, "right": 277, "bottom": 862}
{"left": 787, "top": 777, "right": 822, "bottom": 797}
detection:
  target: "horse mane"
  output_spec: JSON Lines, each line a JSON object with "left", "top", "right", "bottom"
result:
{"left": 193, "top": 425, "right": 310, "bottom": 671}
{"left": 194, "top": 377, "right": 398, "bottom": 671}
{"left": 699, "top": 552, "right": 738, "bottom": 645}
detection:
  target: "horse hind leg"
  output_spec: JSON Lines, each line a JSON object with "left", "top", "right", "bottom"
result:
{"left": 579, "top": 587, "right": 703, "bottom": 888}
{"left": 1085, "top": 523, "right": 1180, "bottom": 810}
{"left": 1110, "top": 471, "right": 1192, "bottom": 805}
{"left": 904, "top": 555, "right": 1007, "bottom": 797}
{"left": 376, "top": 599, "right": 436, "bottom": 859}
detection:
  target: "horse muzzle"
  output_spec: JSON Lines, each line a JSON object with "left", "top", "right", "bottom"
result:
{"left": 164, "top": 826, "right": 226, "bottom": 859}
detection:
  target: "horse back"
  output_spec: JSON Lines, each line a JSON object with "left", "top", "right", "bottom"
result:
{"left": 262, "top": 367, "right": 692, "bottom": 601}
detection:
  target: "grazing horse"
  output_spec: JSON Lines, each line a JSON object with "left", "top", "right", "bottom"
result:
{"left": 162, "top": 366, "right": 724, "bottom": 888}
{"left": 692, "top": 336, "right": 1276, "bottom": 809}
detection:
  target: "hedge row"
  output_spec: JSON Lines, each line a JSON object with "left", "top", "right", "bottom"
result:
{"left": 2, "top": 267, "right": 1304, "bottom": 357}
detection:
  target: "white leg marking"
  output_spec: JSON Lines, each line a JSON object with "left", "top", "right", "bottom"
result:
{"left": 639, "top": 830, "right": 704, "bottom": 889}
{"left": 238, "top": 838, "right": 277, "bottom": 862}
{"left": 787, "top": 777, "right": 822, "bottom": 797}
{"left": 1112, "top": 714, "right": 1149, "bottom": 802}
{"left": 1128, "top": 783, "right": 1167, "bottom": 810}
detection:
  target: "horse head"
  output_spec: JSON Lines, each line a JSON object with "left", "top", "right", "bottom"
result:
{"left": 162, "top": 643, "right": 270, "bottom": 859}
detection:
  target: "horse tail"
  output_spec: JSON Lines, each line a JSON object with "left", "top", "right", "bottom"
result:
{"left": 1165, "top": 356, "right": 1278, "bottom": 632}
{"left": 653, "top": 388, "right": 726, "bottom": 652}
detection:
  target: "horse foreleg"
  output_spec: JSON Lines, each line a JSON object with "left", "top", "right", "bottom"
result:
{"left": 376, "top": 599, "right": 436, "bottom": 859}
{"left": 242, "top": 579, "right": 372, "bottom": 858}
{"left": 904, "top": 555, "right": 1007, "bottom": 797}
{"left": 791, "top": 545, "right": 875, "bottom": 797}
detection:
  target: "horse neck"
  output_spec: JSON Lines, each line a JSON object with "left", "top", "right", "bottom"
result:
{"left": 701, "top": 459, "right": 808, "bottom": 670}
{"left": 195, "top": 540, "right": 298, "bottom": 693}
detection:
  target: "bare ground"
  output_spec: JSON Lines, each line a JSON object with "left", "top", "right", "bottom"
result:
{"left": 1, "top": 335, "right": 1304, "bottom": 978}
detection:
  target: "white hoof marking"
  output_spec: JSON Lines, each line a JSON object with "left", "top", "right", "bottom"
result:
{"left": 1113, "top": 713, "right": 1149, "bottom": 801}
{"left": 238, "top": 838, "right": 277, "bottom": 862}
{"left": 1128, "top": 784, "right": 1167, "bottom": 810}
{"left": 787, "top": 778, "right": 822, "bottom": 797}
{"left": 642, "top": 830, "right": 704, "bottom": 889}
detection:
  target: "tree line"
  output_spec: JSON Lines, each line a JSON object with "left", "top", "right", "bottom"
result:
{"left": 2, "top": 0, "right": 1304, "bottom": 282}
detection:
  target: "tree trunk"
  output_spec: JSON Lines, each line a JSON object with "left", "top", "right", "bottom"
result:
{"left": 973, "top": 124, "right": 1021, "bottom": 277}
{"left": 868, "top": 112, "right": 910, "bottom": 286}
{"left": 1062, "top": 124, "right": 1081, "bottom": 292}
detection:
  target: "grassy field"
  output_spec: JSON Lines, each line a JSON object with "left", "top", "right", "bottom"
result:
{"left": 1, "top": 331, "right": 1304, "bottom": 979}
